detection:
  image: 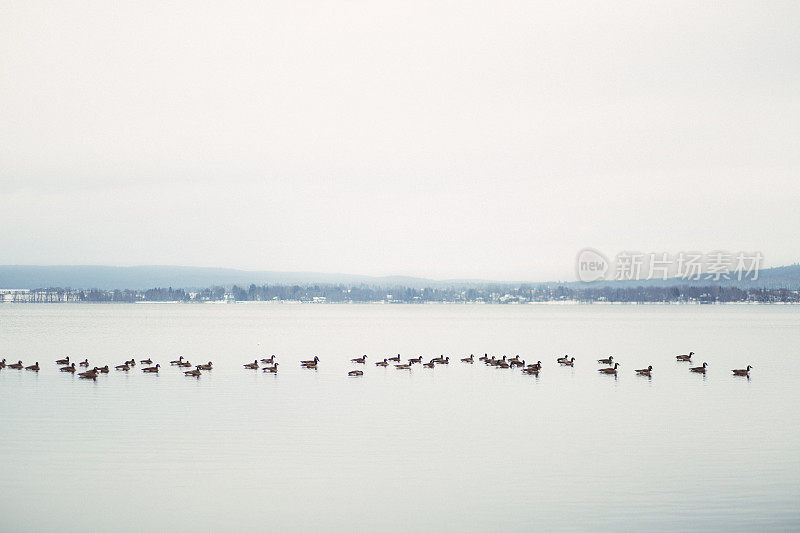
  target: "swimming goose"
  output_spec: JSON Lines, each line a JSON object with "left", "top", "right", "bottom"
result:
{"left": 97, "top": 365, "right": 109, "bottom": 373}
{"left": 488, "top": 355, "right": 506, "bottom": 366}
{"left": 260, "top": 355, "right": 275, "bottom": 364}
{"left": 556, "top": 355, "right": 570, "bottom": 364}
{"left": 509, "top": 355, "right": 521, "bottom": 364}
{"left": 170, "top": 356, "right": 184, "bottom": 365}
{"left": 478, "top": 353, "right": 490, "bottom": 362}
{"left": 676, "top": 351, "right": 694, "bottom": 361}
{"left": 348, "top": 370, "right": 364, "bottom": 377}
{"left": 25, "top": 362, "right": 40, "bottom": 371}
{"left": 115, "top": 363, "right": 130, "bottom": 371}
{"left": 300, "top": 356, "right": 320, "bottom": 366}
{"left": 388, "top": 354, "right": 401, "bottom": 363}
{"left": 351, "top": 355, "right": 368, "bottom": 364}
{"left": 55, "top": 356, "right": 69, "bottom": 365}
{"left": 409, "top": 356, "right": 423, "bottom": 365}
{"left": 177, "top": 360, "right": 192, "bottom": 368}
{"left": 423, "top": 360, "right": 436, "bottom": 368}
{"left": 598, "top": 356, "right": 614, "bottom": 365}
{"left": 526, "top": 361, "right": 543, "bottom": 371}
{"left": 263, "top": 363, "right": 279, "bottom": 373}
{"left": 461, "top": 354, "right": 474, "bottom": 363}
{"left": 635, "top": 365, "right": 653, "bottom": 376}
{"left": 598, "top": 363, "right": 620, "bottom": 374}
{"left": 142, "top": 364, "right": 160, "bottom": 373}
{"left": 79, "top": 359, "right": 90, "bottom": 367}
{"left": 184, "top": 367, "right": 201, "bottom": 377}
{"left": 497, "top": 360, "right": 510, "bottom": 368}
{"left": 8, "top": 361, "right": 23, "bottom": 369}
{"left": 126, "top": 359, "right": 136, "bottom": 366}
{"left": 197, "top": 362, "right": 213, "bottom": 370}
{"left": 78, "top": 368, "right": 98, "bottom": 380}
{"left": 375, "top": 358, "right": 389, "bottom": 367}
{"left": 509, "top": 359, "right": 525, "bottom": 368}
{"left": 690, "top": 362, "right": 708, "bottom": 373}
{"left": 395, "top": 363, "right": 412, "bottom": 370}
{"left": 0, "top": 358, "right": 5, "bottom": 369}
{"left": 732, "top": 365, "right": 752, "bottom": 376}
{"left": 140, "top": 358, "right": 152, "bottom": 365}
{"left": 522, "top": 366, "right": 540, "bottom": 375}
{"left": 243, "top": 360, "right": 259, "bottom": 369}
{"left": 60, "top": 363, "right": 76, "bottom": 372}
{"left": 559, "top": 357, "right": 576, "bottom": 366}
{"left": 437, "top": 356, "right": 450, "bottom": 365}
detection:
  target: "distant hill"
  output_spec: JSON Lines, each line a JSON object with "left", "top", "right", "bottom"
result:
{"left": 0, "top": 264, "right": 798, "bottom": 290}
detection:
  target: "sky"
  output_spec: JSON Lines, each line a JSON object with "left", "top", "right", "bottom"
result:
{"left": 1, "top": 1, "right": 799, "bottom": 281}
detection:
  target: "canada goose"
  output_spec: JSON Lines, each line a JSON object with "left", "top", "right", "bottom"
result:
{"left": 351, "top": 355, "right": 367, "bottom": 364}
{"left": 142, "top": 364, "right": 160, "bottom": 373}
{"left": 395, "top": 363, "right": 411, "bottom": 370}
{"left": 55, "top": 356, "right": 69, "bottom": 365}
{"left": 300, "top": 356, "right": 320, "bottom": 366}
{"left": 8, "top": 361, "right": 23, "bottom": 369}
{"left": 488, "top": 355, "right": 506, "bottom": 366}
{"left": 261, "top": 355, "right": 275, "bottom": 364}
{"left": 126, "top": 359, "right": 136, "bottom": 366}
{"left": 478, "top": 354, "right": 490, "bottom": 362}
{"left": 140, "top": 358, "right": 152, "bottom": 365}
{"left": 115, "top": 363, "right": 130, "bottom": 371}
{"left": 676, "top": 351, "right": 694, "bottom": 361}
{"left": 197, "top": 362, "right": 213, "bottom": 370}
{"left": 0, "top": 358, "right": 6, "bottom": 369}
{"left": 375, "top": 358, "right": 389, "bottom": 367}
{"left": 509, "top": 359, "right": 525, "bottom": 368}
{"left": 79, "top": 359, "right": 89, "bottom": 367}
{"left": 461, "top": 354, "right": 474, "bottom": 363}
{"left": 348, "top": 370, "right": 363, "bottom": 377}
{"left": 556, "top": 355, "right": 570, "bottom": 364}
{"left": 497, "top": 361, "right": 510, "bottom": 368}
{"left": 598, "top": 356, "right": 613, "bottom": 365}
{"left": 184, "top": 368, "right": 201, "bottom": 377}
{"left": 527, "top": 361, "right": 543, "bottom": 371}
{"left": 60, "top": 363, "right": 76, "bottom": 373}
{"left": 690, "top": 362, "right": 708, "bottom": 373}
{"left": 78, "top": 368, "right": 98, "bottom": 380}
{"left": 409, "top": 356, "right": 423, "bottom": 365}
{"left": 635, "top": 365, "right": 653, "bottom": 376}
{"left": 388, "top": 354, "right": 401, "bottom": 363}
{"left": 437, "top": 356, "right": 450, "bottom": 365}
{"left": 423, "top": 360, "right": 435, "bottom": 368}
{"left": 243, "top": 360, "right": 259, "bottom": 369}
{"left": 559, "top": 357, "right": 575, "bottom": 366}
{"left": 177, "top": 360, "right": 192, "bottom": 368}
{"left": 263, "top": 363, "right": 279, "bottom": 373}
{"left": 97, "top": 365, "right": 109, "bottom": 373}
{"left": 598, "top": 363, "right": 620, "bottom": 374}
{"left": 25, "top": 362, "right": 40, "bottom": 371}
{"left": 508, "top": 355, "right": 521, "bottom": 364}
{"left": 732, "top": 365, "right": 752, "bottom": 376}
{"left": 522, "top": 366, "right": 540, "bottom": 375}
{"left": 170, "top": 356, "right": 184, "bottom": 365}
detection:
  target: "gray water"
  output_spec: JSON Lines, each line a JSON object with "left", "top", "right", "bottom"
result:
{"left": 1, "top": 303, "right": 798, "bottom": 532}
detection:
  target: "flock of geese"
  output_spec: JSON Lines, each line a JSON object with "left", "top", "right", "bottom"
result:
{"left": 0, "top": 350, "right": 754, "bottom": 380}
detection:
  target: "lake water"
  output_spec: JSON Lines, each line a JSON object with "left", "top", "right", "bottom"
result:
{"left": 1, "top": 303, "right": 798, "bottom": 532}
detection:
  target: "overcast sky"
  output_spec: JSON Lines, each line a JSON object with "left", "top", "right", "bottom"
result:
{"left": 1, "top": 1, "right": 798, "bottom": 281}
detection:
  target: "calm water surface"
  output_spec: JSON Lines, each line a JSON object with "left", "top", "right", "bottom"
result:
{"left": 1, "top": 304, "right": 798, "bottom": 532}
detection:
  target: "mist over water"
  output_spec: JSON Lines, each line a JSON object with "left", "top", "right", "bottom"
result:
{"left": 1, "top": 304, "right": 798, "bottom": 532}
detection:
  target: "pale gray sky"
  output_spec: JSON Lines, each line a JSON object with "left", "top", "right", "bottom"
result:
{"left": 2, "top": 1, "right": 799, "bottom": 280}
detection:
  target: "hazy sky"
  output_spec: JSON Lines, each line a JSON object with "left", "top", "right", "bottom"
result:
{"left": 2, "top": 1, "right": 799, "bottom": 280}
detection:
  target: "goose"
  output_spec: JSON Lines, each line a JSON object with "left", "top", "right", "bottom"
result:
{"left": 509, "top": 355, "right": 521, "bottom": 364}
{"left": 300, "top": 356, "right": 320, "bottom": 366}
{"left": 25, "top": 362, "right": 40, "bottom": 371}
{"left": 177, "top": 360, "right": 192, "bottom": 368}
{"left": 690, "top": 362, "right": 708, "bottom": 373}
{"left": 478, "top": 353, "right": 490, "bottom": 362}
{"left": 60, "top": 363, "right": 76, "bottom": 372}
{"left": 0, "top": 358, "right": 5, "bottom": 369}
{"left": 676, "top": 351, "right": 694, "bottom": 362}
{"left": 142, "top": 364, "right": 160, "bottom": 373}
{"left": 126, "top": 359, "right": 136, "bottom": 366}
{"left": 488, "top": 356, "right": 506, "bottom": 366}
{"left": 97, "top": 365, "right": 109, "bottom": 373}
{"left": 55, "top": 356, "right": 69, "bottom": 365}
{"left": 461, "top": 354, "right": 474, "bottom": 363}
{"left": 243, "top": 360, "right": 259, "bottom": 369}
{"left": 437, "top": 356, "right": 450, "bottom": 365}
{"left": 140, "top": 358, "right": 152, "bottom": 365}
{"left": 497, "top": 360, "right": 510, "bottom": 368}
{"left": 732, "top": 365, "right": 752, "bottom": 376}
{"left": 79, "top": 359, "right": 90, "bottom": 367}
{"left": 78, "top": 368, "right": 98, "bottom": 380}
{"left": 115, "top": 363, "right": 130, "bottom": 371}
{"left": 170, "top": 356, "right": 184, "bottom": 365}
{"left": 351, "top": 355, "right": 367, "bottom": 364}
{"left": 8, "top": 361, "right": 23, "bottom": 369}
{"left": 395, "top": 363, "right": 412, "bottom": 370}
{"left": 556, "top": 355, "right": 570, "bottom": 364}
{"left": 598, "top": 356, "right": 613, "bottom": 365}
{"left": 409, "top": 356, "right": 423, "bottom": 365}
{"left": 522, "top": 366, "right": 540, "bottom": 375}
{"left": 388, "top": 354, "right": 401, "bottom": 363}
{"left": 526, "top": 361, "right": 543, "bottom": 371}
{"left": 260, "top": 355, "right": 275, "bottom": 364}
{"left": 635, "top": 365, "right": 653, "bottom": 376}
{"left": 263, "top": 363, "right": 279, "bottom": 373}
{"left": 197, "top": 362, "right": 213, "bottom": 371}
{"left": 598, "top": 363, "right": 620, "bottom": 374}
{"left": 348, "top": 370, "right": 364, "bottom": 377}
{"left": 559, "top": 357, "right": 575, "bottom": 366}
{"left": 509, "top": 359, "right": 525, "bottom": 368}
{"left": 375, "top": 358, "right": 389, "bottom": 367}
{"left": 184, "top": 367, "right": 201, "bottom": 377}
{"left": 423, "top": 360, "right": 436, "bottom": 368}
